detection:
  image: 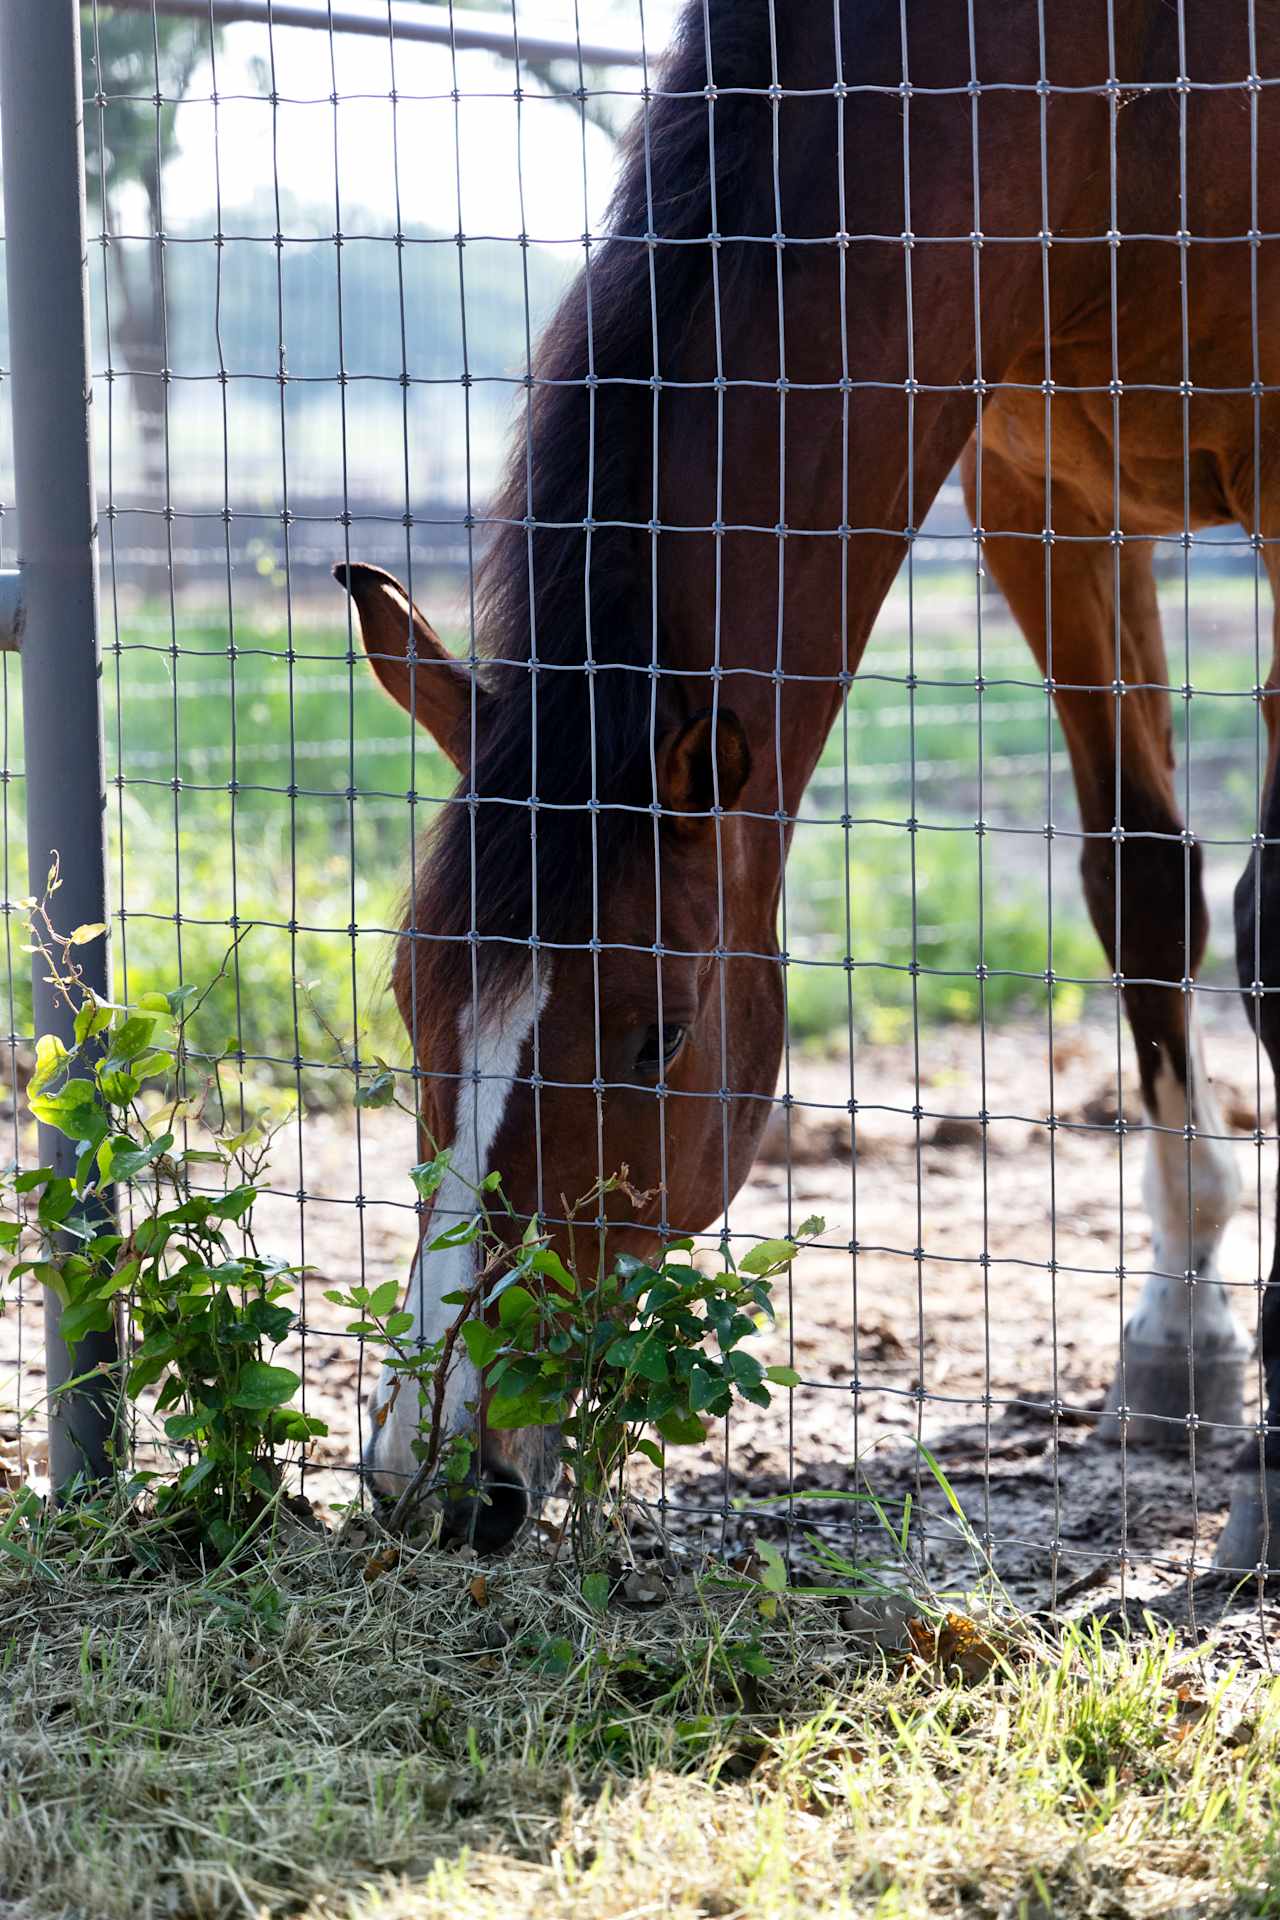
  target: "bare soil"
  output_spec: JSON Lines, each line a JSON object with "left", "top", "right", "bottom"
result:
{"left": 5, "top": 1013, "right": 1280, "bottom": 1655}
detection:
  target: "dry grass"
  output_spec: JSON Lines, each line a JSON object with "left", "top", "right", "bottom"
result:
{"left": 2, "top": 1510, "right": 1280, "bottom": 1920}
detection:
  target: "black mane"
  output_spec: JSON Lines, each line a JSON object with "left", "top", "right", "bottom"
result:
{"left": 415, "top": 0, "right": 783, "bottom": 993}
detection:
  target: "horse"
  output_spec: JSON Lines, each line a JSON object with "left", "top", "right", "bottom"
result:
{"left": 336, "top": 0, "right": 1280, "bottom": 1570}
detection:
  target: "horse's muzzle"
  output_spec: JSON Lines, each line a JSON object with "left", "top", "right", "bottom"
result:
{"left": 440, "top": 1454, "right": 530, "bottom": 1552}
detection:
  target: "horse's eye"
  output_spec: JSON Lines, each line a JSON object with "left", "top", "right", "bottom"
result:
{"left": 635, "top": 1023, "right": 686, "bottom": 1074}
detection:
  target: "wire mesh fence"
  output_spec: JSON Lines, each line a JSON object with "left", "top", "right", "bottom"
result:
{"left": 4, "top": 0, "right": 1280, "bottom": 1615}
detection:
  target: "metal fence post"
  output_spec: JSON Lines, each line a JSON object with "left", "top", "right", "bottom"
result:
{"left": 0, "top": 1, "right": 117, "bottom": 1489}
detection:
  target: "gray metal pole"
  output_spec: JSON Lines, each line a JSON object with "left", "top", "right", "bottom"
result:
{"left": 0, "top": 1, "right": 117, "bottom": 1489}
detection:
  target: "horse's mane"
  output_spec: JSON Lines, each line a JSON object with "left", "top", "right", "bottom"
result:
{"left": 411, "top": 0, "right": 783, "bottom": 1004}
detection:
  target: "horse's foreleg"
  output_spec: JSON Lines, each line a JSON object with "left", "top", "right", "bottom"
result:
{"left": 967, "top": 443, "right": 1247, "bottom": 1452}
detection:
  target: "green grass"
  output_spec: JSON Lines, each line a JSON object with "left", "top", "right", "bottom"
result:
{"left": 2, "top": 1520, "right": 1280, "bottom": 1920}
{"left": 0, "top": 565, "right": 1266, "bottom": 1086}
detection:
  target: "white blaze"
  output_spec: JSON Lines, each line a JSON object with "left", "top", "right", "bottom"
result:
{"left": 1127, "top": 1011, "right": 1246, "bottom": 1357}
{"left": 366, "top": 971, "right": 546, "bottom": 1492}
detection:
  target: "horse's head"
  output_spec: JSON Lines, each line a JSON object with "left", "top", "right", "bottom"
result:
{"left": 337, "top": 563, "right": 784, "bottom": 1547}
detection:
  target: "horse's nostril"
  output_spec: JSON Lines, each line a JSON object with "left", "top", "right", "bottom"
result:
{"left": 441, "top": 1458, "right": 529, "bottom": 1554}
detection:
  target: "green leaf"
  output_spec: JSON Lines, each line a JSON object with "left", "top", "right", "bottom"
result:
{"left": 581, "top": 1570, "right": 610, "bottom": 1613}
{"left": 105, "top": 1013, "right": 158, "bottom": 1064}
{"left": 164, "top": 1411, "right": 207, "bottom": 1443}
{"left": 179, "top": 1454, "right": 218, "bottom": 1495}
{"left": 727, "top": 1350, "right": 764, "bottom": 1391}
{"left": 230, "top": 1362, "right": 301, "bottom": 1411}
{"left": 29, "top": 1033, "right": 69, "bottom": 1097}
{"left": 30, "top": 1077, "right": 106, "bottom": 1147}
{"left": 497, "top": 1284, "right": 536, "bottom": 1329}
{"left": 384, "top": 1311, "right": 415, "bottom": 1338}
{"left": 531, "top": 1635, "right": 575, "bottom": 1675}
{"left": 633, "top": 1335, "right": 669, "bottom": 1384}
{"left": 127, "top": 1351, "right": 175, "bottom": 1398}
{"left": 488, "top": 1392, "right": 558, "bottom": 1431}
{"left": 68, "top": 922, "right": 107, "bottom": 946}
{"left": 410, "top": 1152, "right": 451, "bottom": 1199}
{"left": 73, "top": 998, "right": 113, "bottom": 1046}
{"left": 460, "top": 1320, "right": 503, "bottom": 1370}
{"left": 207, "top": 1516, "right": 238, "bottom": 1559}
{"left": 274, "top": 1410, "right": 329, "bottom": 1441}
{"left": 485, "top": 1269, "right": 530, "bottom": 1309}
{"left": 105, "top": 1132, "right": 174, "bottom": 1182}
{"left": 526, "top": 1247, "right": 576, "bottom": 1294}
{"left": 35, "top": 1178, "right": 76, "bottom": 1229}
{"left": 245, "top": 1299, "right": 296, "bottom": 1344}
{"left": 133, "top": 1216, "right": 172, "bottom": 1255}
{"left": 128, "top": 1050, "right": 174, "bottom": 1084}
{"left": 208, "top": 1186, "right": 256, "bottom": 1221}
{"left": 367, "top": 1279, "right": 401, "bottom": 1318}
{"left": 655, "top": 1409, "right": 706, "bottom": 1446}
{"left": 765, "top": 1365, "right": 801, "bottom": 1388}
{"left": 739, "top": 1238, "right": 796, "bottom": 1276}
{"left": 355, "top": 1069, "right": 396, "bottom": 1109}
{"left": 97, "top": 1069, "right": 141, "bottom": 1104}
{"left": 688, "top": 1363, "right": 723, "bottom": 1413}
{"left": 57, "top": 1296, "right": 114, "bottom": 1345}
{"left": 755, "top": 1540, "right": 788, "bottom": 1593}
{"left": 794, "top": 1213, "right": 826, "bottom": 1240}
{"left": 427, "top": 1216, "right": 479, "bottom": 1252}
{"left": 634, "top": 1437, "right": 665, "bottom": 1470}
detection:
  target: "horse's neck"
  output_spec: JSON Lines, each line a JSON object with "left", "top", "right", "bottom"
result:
{"left": 657, "top": 366, "right": 971, "bottom": 825}
{"left": 652, "top": 0, "right": 1176, "bottom": 821}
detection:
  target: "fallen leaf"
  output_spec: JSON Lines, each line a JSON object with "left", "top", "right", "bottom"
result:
{"left": 907, "top": 1610, "right": 1005, "bottom": 1683}
{"left": 469, "top": 1573, "right": 489, "bottom": 1608}
{"left": 362, "top": 1545, "right": 400, "bottom": 1584}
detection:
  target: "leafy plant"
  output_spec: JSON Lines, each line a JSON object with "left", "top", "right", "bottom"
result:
{"left": 329, "top": 1127, "right": 818, "bottom": 1562}
{"left": 472, "top": 1200, "right": 813, "bottom": 1560}
{"left": 6, "top": 889, "right": 816, "bottom": 1567}
{"left": 4, "top": 888, "right": 324, "bottom": 1558}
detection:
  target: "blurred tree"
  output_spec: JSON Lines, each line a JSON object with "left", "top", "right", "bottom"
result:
{"left": 80, "top": 5, "right": 215, "bottom": 517}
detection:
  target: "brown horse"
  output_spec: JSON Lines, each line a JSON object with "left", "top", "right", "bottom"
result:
{"left": 337, "top": 0, "right": 1280, "bottom": 1568}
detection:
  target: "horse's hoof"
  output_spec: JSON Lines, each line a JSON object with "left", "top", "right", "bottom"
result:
{"left": 1214, "top": 1470, "right": 1280, "bottom": 1575}
{"left": 1098, "top": 1340, "right": 1245, "bottom": 1449}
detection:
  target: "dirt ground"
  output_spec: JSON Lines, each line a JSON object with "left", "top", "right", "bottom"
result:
{"left": 6, "top": 1011, "right": 1280, "bottom": 1655}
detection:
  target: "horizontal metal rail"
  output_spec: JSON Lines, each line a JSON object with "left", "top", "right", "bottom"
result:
{"left": 111, "top": 0, "right": 649, "bottom": 68}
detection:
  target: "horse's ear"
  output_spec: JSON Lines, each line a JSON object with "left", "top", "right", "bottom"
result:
{"left": 333, "top": 562, "right": 481, "bottom": 770}
{"left": 656, "top": 708, "right": 751, "bottom": 833}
